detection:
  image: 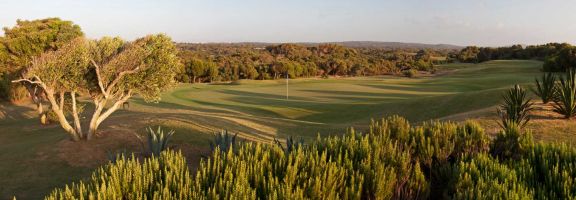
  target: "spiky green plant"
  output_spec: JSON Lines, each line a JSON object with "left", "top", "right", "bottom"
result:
{"left": 210, "top": 129, "right": 237, "bottom": 152}
{"left": 143, "top": 126, "right": 174, "bottom": 156}
{"left": 274, "top": 136, "right": 304, "bottom": 153}
{"left": 106, "top": 149, "right": 130, "bottom": 163}
{"left": 553, "top": 69, "right": 576, "bottom": 118}
{"left": 497, "top": 84, "right": 534, "bottom": 129}
{"left": 533, "top": 72, "right": 556, "bottom": 104}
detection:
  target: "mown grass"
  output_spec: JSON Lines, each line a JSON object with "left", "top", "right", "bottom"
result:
{"left": 0, "top": 60, "right": 561, "bottom": 199}
{"left": 133, "top": 60, "right": 543, "bottom": 140}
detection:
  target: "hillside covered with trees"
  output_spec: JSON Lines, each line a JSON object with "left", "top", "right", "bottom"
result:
{"left": 457, "top": 43, "right": 576, "bottom": 72}
{"left": 174, "top": 43, "right": 452, "bottom": 83}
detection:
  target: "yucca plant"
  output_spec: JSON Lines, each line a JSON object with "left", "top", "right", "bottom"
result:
{"left": 274, "top": 136, "right": 305, "bottom": 153}
{"left": 532, "top": 72, "right": 556, "bottom": 104}
{"left": 210, "top": 129, "right": 238, "bottom": 152}
{"left": 553, "top": 69, "right": 576, "bottom": 119}
{"left": 135, "top": 126, "right": 174, "bottom": 156}
{"left": 497, "top": 84, "right": 534, "bottom": 129}
{"left": 106, "top": 149, "right": 130, "bottom": 163}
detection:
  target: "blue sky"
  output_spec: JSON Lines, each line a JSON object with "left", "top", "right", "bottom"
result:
{"left": 1, "top": 0, "right": 575, "bottom": 46}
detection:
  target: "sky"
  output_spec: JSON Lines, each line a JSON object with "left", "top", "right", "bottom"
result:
{"left": 0, "top": 0, "right": 575, "bottom": 46}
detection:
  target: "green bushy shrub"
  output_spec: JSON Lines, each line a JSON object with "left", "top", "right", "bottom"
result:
{"left": 454, "top": 153, "right": 533, "bottom": 199}
{"left": 490, "top": 125, "right": 534, "bottom": 161}
{"left": 45, "top": 117, "right": 576, "bottom": 200}
{"left": 402, "top": 69, "right": 417, "bottom": 78}
{"left": 0, "top": 73, "right": 10, "bottom": 101}
{"left": 46, "top": 150, "right": 193, "bottom": 200}
{"left": 514, "top": 143, "right": 576, "bottom": 199}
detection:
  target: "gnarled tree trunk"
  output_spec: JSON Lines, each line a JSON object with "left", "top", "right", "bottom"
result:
{"left": 44, "top": 90, "right": 81, "bottom": 141}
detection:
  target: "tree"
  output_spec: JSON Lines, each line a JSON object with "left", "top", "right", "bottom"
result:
{"left": 184, "top": 58, "right": 208, "bottom": 83}
{"left": 458, "top": 46, "right": 480, "bottom": 63}
{"left": 13, "top": 34, "right": 181, "bottom": 141}
{"left": 1, "top": 18, "right": 83, "bottom": 124}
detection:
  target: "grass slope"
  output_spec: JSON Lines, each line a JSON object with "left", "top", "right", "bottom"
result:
{"left": 133, "top": 60, "right": 543, "bottom": 140}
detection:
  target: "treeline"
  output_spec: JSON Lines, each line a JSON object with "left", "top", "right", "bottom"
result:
{"left": 457, "top": 43, "right": 576, "bottom": 72}
{"left": 45, "top": 116, "right": 576, "bottom": 199}
{"left": 0, "top": 18, "right": 459, "bottom": 102}
{"left": 175, "top": 43, "right": 453, "bottom": 83}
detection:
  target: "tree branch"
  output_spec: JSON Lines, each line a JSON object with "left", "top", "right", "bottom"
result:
{"left": 91, "top": 59, "right": 109, "bottom": 99}
{"left": 12, "top": 79, "right": 42, "bottom": 85}
{"left": 96, "top": 90, "right": 132, "bottom": 126}
{"left": 105, "top": 66, "right": 141, "bottom": 96}
{"left": 71, "top": 91, "right": 83, "bottom": 138}
{"left": 59, "top": 92, "right": 65, "bottom": 111}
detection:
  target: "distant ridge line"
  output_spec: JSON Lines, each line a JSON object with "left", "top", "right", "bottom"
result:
{"left": 177, "top": 41, "right": 463, "bottom": 50}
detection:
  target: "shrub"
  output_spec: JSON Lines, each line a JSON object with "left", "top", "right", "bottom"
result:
{"left": 514, "top": 143, "right": 576, "bottom": 199}
{"left": 402, "top": 69, "right": 417, "bottom": 78}
{"left": 196, "top": 128, "right": 429, "bottom": 200}
{"left": 533, "top": 72, "right": 556, "bottom": 104}
{"left": 497, "top": 84, "right": 533, "bottom": 129}
{"left": 0, "top": 73, "right": 10, "bottom": 101}
{"left": 46, "top": 150, "right": 193, "bottom": 200}
{"left": 553, "top": 69, "right": 576, "bottom": 118}
{"left": 490, "top": 125, "right": 534, "bottom": 160}
{"left": 44, "top": 117, "right": 576, "bottom": 200}
{"left": 8, "top": 84, "right": 28, "bottom": 102}
{"left": 453, "top": 153, "right": 533, "bottom": 199}
{"left": 453, "top": 120, "right": 490, "bottom": 158}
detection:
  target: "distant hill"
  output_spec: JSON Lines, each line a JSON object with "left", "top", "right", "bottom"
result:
{"left": 334, "top": 41, "right": 463, "bottom": 50}
{"left": 178, "top": 41, "right": 463, "bottom": 50}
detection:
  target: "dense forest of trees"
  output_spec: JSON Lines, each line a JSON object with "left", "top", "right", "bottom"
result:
{"left": 175, "top": 43, "right": 452, "bottom": 83}
{"left": 457, "top": 43, "right": 576, "bottom": 72}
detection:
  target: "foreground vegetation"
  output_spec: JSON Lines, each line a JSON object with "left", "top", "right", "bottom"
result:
{"left": 46, "top": 116, "right": 576, "bottom": 199}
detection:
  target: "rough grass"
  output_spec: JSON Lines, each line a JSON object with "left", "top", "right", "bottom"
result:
{"left": 3, "top": 59, "right": 574, "bottom": 199}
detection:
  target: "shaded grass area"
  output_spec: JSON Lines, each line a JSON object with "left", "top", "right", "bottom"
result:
{"left": 0, "top": 105, "right": 93, "bottom": 200}
{"left": 1, "top": 60, "right": 563, "bottom": 199}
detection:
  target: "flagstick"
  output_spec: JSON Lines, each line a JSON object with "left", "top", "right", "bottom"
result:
{"left": 286, "top": 73, "right": 289, "bottom": 100}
